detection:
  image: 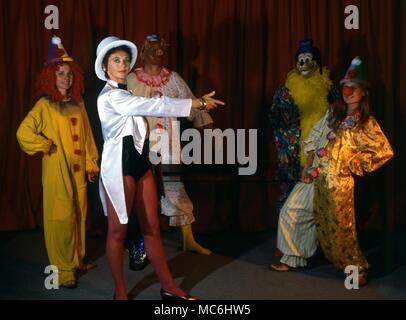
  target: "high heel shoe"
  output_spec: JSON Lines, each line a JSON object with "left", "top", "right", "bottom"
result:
{"left": 160, "top": 288, "right": 199, "bottom": 300}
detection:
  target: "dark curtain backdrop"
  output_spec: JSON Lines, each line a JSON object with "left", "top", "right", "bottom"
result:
{"left": 0, "top": 0, "right": 404, "bottom": 234}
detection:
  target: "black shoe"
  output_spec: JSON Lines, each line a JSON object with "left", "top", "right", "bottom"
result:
{"left": 128, "top": 238, "right": 150, "bottom": 271}
{"left": 160, "top": 288, "right": 199, "bottom": 300}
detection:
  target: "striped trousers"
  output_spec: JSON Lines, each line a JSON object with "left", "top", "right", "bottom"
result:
{"left": 277, "top": 182, "right": 318, "bottom": 267}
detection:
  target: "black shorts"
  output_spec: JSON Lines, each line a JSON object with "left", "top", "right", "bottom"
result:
{"left": 122, "top": 135, "right": 151, "bottom": 181}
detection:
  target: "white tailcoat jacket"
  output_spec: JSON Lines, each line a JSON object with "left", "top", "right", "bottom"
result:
{"left": 97, "top": 80, "right": 192, "bottom": 223}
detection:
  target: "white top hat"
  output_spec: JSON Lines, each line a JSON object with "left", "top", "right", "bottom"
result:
{"left": 95, "top": 36, "right": 138, "bottom": 81}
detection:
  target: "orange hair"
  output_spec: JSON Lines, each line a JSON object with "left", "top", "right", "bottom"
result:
{"left": 35, "top": 61, "right": 84, "bottom": 103}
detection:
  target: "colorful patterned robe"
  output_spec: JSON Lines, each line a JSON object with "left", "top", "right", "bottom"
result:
{"left": 269, "top": 84, "right": 340, "bottom": 207}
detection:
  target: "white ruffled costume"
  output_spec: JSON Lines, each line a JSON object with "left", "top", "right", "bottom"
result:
{"left": 127, "top": 68, "right": 213, "bottom": 226}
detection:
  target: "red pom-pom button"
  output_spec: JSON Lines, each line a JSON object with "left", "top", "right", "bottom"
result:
{"left": 70, "top": 117, "right": 78, "bottom": 126}
{"left": 72, "top": 134, "right": 79, "bottom": 141}
{"left": 73, "top": 164, "right": 80, "bottom": 172}
{"left": 317, "top": 147, "right": 328, "bottom": 158}
{"left": 306, "top": 167, "right": 319, "bottom": 178}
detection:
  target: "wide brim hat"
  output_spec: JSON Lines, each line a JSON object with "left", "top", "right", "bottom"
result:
{"left": 340, "top": 56, "right": 369, "bottom": 88}
{"left": 95, "top": 36, "right": 137, "bottom": 81}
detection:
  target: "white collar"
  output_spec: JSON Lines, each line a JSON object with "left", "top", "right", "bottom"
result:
{"left": 107, "top": 79, "right": 119, "bottom": 88}
{"left": 106, "top": 79, "right": 130, "bottom": 92}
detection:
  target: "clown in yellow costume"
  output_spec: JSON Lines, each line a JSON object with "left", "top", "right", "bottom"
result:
{"left": 309, "top": 57, "right": 393, "bottom": 285}
{"left": 16, "top": 36, "right": 99, "bottom": 288}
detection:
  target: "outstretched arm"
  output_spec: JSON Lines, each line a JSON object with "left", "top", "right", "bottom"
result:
{"left": 105, "top": 89, "right": 224, "bottom": 117}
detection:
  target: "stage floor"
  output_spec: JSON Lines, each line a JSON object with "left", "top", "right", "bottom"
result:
{"left": 0, "top": 228, "right": 405, "bottom": 300}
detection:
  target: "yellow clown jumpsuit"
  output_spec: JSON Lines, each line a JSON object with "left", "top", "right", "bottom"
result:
{"left": 312, "top": 116, "right": 393, "bottom": 277}
{"left": 16, "top": 97, "right": 99, "bottom": 284}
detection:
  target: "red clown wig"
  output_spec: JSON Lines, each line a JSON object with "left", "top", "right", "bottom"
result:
{"left": 35, "top": 61, "right": 84, "bottom": 103}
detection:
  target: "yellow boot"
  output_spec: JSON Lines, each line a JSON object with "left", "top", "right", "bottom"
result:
{"left": 180, "top": 224, "right": 212, "bottom": 255}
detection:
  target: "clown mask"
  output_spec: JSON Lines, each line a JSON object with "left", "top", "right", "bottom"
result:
{"left": 141, "top": 37, "right": 168, "bottom": 67}
{"left": 296, "top": 52, "right": 319, "bottom": 77}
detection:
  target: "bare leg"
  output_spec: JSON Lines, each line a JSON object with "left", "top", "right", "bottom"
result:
{"left": 133, "top": 170, "right": 186, "bottom": 297}
{"left": 105, "top": 191, "right": 128, "bottom": 300}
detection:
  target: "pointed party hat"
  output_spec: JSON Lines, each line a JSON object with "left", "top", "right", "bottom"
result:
{"left": 45, "top": 35, "right": 73, "bottom": 66}
{"left": 340, "top": 56, "right": 369, "bottom": 88}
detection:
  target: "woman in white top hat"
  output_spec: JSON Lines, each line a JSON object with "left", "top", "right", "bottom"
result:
{"left": 95, "top": 36, "right": 224, "bottom": 300}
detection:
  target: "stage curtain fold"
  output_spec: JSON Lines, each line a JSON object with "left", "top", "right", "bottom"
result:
{"left": 0, "top": 0, "right": 404, "bottom": 232}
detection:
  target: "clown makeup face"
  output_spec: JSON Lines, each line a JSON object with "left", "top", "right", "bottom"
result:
{"left": 342, "top": 82, "right": 367, "bottom": 107}
{"left": 142, "top": 41, "right": 166, "bottom": 67}
{"left": 106, "top": 50, "right": 131, "bottom": 84}
{"left": 296, "top": 52, "right": 318, "bottom": 77}
{"left": 55, "top": 63, "right": 73, "bottom": 97}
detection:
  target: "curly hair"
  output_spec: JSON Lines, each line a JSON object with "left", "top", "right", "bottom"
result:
{"left": 35, "top": 61, "right": 84, "bottom": 103}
